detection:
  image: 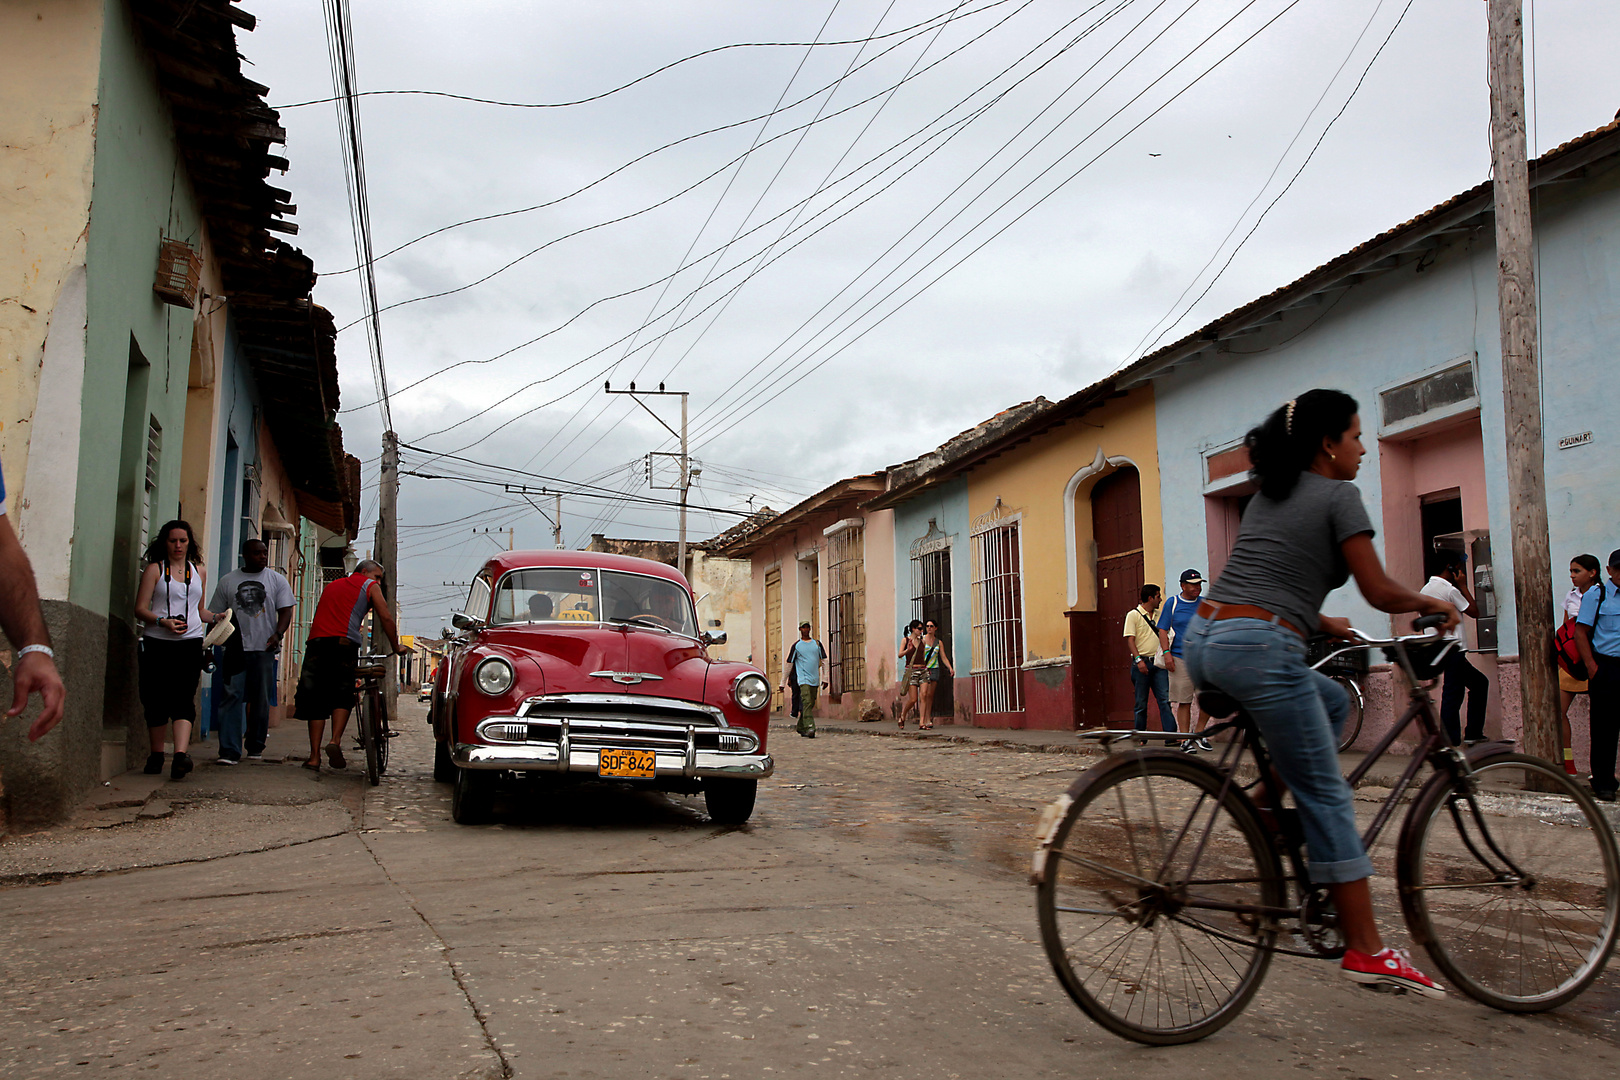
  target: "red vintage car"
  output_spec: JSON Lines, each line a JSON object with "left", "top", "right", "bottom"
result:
{"left": 429, "top": 551, "right": 773, "bottom": 825}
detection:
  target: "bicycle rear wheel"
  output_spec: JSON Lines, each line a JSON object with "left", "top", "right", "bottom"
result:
{"left": 1332, "top": 676, "right": 1364, "bottom": 753}
{"left": 1035, "top": 752, "right": 1283, "bottom": 1045}
{"left": 1398, "top": 752, "right": 1620, "bottom": 1011}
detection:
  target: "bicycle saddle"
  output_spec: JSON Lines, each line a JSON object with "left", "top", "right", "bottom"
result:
{"left": 1196, "top": 690, "right": 1240, "bottom": 719}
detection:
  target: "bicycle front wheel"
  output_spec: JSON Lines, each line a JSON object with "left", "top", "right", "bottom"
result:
{"left": 1332, "top": 676, "right": 1364, "bottom": 753}
{"left": 1398, "top": 752, "right": 1620, "bottom": 1011}
{"left": 372, "top": 688, "right": 390, "bottom": 778}
{"left": 359, "top": 692, "right": 381, "bottom": 787}
{"left": 1035, "top": 752, "right": 1283, "bottom": 1045}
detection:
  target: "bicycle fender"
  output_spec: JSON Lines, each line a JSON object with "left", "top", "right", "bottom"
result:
{"left": 1030, "top": 793, "right": 1073, "bottom": 885}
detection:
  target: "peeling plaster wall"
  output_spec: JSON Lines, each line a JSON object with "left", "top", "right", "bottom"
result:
{"left": 0, "top": 0, "right": 104, "bottom": 580}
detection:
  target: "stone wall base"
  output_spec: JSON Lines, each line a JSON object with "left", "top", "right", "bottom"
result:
{"left": 0, "top": 600, "right": 118, "bottom": 831}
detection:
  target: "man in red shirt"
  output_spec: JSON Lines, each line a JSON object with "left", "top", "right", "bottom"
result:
{"left": 293, "top": 560, "right": 405, "bottom": 771}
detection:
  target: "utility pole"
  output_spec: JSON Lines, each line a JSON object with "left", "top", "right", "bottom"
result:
{"left": 555, "top": 493, "right": 563, "bottom": 549}
{"left": 1488, "top": 0, "right": 1558, "bottom": 765}
{"left": 605, "top": 381, "right": 690, "bottom": 576}
{"left": 376, "top": 430, "right": 399, "bottom": 720}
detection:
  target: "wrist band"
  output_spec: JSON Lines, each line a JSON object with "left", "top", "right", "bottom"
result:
{"left": 18, "top": 644, "right": 54, "bottom": 660}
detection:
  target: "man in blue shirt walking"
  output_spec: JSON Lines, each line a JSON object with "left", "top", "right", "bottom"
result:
{"left": 782, "top": 621, "right": 826, "bottom": 739}
{"left": 1161, "top": 569, "right": 1209, "bottom": 752}
{"left": 1576, "top": 548, "right": 1620, "bottom": 801}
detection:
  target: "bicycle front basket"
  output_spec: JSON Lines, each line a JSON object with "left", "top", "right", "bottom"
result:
{"left": 1307, "top": 633, "right": 1369, "bottom": 678}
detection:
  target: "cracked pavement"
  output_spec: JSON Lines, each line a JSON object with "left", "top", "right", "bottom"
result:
{"left": 2, "top": 699, "right": 1617, "bottom": 1078}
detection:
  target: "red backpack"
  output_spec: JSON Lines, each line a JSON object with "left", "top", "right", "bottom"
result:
{"left": 1555, "top": 581, "right": 1606, "bottom": 681}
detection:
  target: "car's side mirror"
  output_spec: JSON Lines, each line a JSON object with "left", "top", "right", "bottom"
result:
{"left": 701, "top": 630, "right": 728, "bottom": 647}
{"left": 450, "top": 612, "right": 485, "bottom": 632}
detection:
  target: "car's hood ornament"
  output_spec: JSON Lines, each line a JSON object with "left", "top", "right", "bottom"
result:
{"left": 589, "top": 670, "right": 665, "bottom": 686}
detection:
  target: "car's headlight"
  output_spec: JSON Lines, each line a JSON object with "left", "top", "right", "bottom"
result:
{"left": 474, "top": 656, "right": 514, "bottom": 696}
{"left": 733, "top": 672, "right": 770, "bottom": 711}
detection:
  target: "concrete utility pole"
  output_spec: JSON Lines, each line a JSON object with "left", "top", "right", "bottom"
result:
{"left": 1487, "top": 0, "right": 1558, "bottom": 765}
{"left": 376, "top": 430, "right": 399, "bottom": 720}
{"left": 605, "top": 381, "right": 690, "bottom": 575}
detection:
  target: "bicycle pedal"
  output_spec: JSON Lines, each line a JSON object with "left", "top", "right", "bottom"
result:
{"left": 386, "top": 730, "right": 401, "bottom": 738}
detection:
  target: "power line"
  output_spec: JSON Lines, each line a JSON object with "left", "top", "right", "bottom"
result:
{"left": 323, "top": 0, "right": 392, "bottom": 431}
{"left": 1131, "top": 0, "right": 1414, "bottom": 359}
{"left": 276, "top": 0, "right": 1019, "bottom": 113}
{"left": 390, "top": 2, "right": 1105, "bottom": 452}
{"left": 685, "top": 0, "right": 1309, "bottom": 449}
{"left": 333, "top": 0, "right": 1038, "bottom": 331}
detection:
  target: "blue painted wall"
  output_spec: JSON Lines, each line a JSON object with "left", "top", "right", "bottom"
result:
{"left": 1152, "top": 162, "right": 1620, "bottom": 658}
{"left": 889, "top": 477, "right": 972, "bottom": 669}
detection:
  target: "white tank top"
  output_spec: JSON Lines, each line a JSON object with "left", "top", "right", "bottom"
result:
{"left": 143, "top": 562, "right": 206, "bottom": 641}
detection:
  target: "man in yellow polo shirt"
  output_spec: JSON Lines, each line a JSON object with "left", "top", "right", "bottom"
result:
{"left": 1124, "top": 584, "right": 1176, "bottom": 733}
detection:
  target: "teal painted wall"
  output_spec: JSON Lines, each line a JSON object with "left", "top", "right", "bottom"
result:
{"left": 75, "top": 0, "right": 201, "bottom": 618}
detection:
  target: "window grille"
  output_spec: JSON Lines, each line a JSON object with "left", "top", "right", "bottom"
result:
{"left": 141, "top": 417, "right": 161, "bottom": 550}
{"left": 826, "top": 526, "right": 866, "bottom": 695}
{"left": 971, "top": 519, "right": 1023, "bottom": 714}
{"left": 1380, "top": 361, "right": 1476, "bottom": 427}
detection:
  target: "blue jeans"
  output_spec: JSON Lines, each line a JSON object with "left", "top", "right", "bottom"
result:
{"left": 218, "top": 651, "right": 276, "bottom": 759}
{"left": 1131, "top": 663, "right": 1176, "bottom": 732}
{"left": 1183, "top": 614, "right": 1371, "bottom": 884}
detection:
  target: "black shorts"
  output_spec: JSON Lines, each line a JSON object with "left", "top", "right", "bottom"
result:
{"left": 293, "top": 637, "right": 360, "bottom": 721}
{"left": 139, "top": 638, "right": 204, "bottom": 727}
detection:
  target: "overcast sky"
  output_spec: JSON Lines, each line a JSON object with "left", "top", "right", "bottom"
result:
{"left": 242, "top": 0, "right": 1618, "bottom": 635}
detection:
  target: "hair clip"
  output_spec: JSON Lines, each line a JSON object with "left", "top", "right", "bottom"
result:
{"left": 1285, "top": 398, "right": 1297, "bottom": 436}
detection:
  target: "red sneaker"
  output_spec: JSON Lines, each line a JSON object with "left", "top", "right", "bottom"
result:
{"left": 1340, "top": 947, "right": 1446, "bottom": 998}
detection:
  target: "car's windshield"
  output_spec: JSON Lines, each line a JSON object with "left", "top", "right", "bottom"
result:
{"left": 491, "top": 567, "right": 697, "bottom": 637}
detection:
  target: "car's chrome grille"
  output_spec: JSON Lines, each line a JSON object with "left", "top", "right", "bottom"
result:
{"left": 483, "top": 695, "right": 759, "bottom": 758}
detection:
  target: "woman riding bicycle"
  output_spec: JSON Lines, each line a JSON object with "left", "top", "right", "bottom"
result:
{"left": 1183, "top": 389, "right": 1459, "bottom": 998}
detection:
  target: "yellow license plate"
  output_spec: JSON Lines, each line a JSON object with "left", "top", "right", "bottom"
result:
{"left": 598, "top": 748, "right": 656, "bottom": 778}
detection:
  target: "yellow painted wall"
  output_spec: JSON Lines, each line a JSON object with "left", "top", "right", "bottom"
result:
{"left": 965, "top": 385, "right": 1163, "bottom": 662}
{"left": 0, "top": 0, "right": 103, "bottom": 508}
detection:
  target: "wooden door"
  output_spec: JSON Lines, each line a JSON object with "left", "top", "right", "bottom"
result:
{"left": 765, "top": 569, "right": 783, "bottom": 710}
{"left": 1091, "top": 468, "right": 1144, "bottom": 729}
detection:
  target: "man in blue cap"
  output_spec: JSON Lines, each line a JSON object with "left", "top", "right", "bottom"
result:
{"left": 1160, "top": 568, "right": 1209, "bottom": 752}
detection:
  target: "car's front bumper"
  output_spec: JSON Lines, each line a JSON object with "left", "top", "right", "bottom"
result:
{"left": 453, "top": 741, "right": 773, "bottom": 779}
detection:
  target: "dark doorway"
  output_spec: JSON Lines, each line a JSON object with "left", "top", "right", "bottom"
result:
{"left": 912, "top": 545, "right": 954, "bottom": 718}
{"left": 1421, "top": 492, "right": 1464, "bottom": 581}
{"left": 1091, "top": 467, "right": 1144, "bottom": 729}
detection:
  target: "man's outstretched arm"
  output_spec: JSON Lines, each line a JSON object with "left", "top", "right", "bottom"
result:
{"left": 0, "top": 515, "right": 65, "bottom": 739}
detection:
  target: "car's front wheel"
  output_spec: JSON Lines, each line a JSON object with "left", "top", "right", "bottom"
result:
{"left": 452, "top": 766, "right": 495, "bottom": 824}
{"left": 704, "top": 778, "right": 757, "bottom": 825}
{"left": 433, "top": 739, "right": 457, "bottom": 783}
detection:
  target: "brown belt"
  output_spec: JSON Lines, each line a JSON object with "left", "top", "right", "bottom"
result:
{"left": 1197, "top": 600, "right": 1304, "bottom": 640}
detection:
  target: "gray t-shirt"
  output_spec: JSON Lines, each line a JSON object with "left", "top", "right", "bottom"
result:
{"left": 210, "top": 568, "right": 296, "bottom": 652}
{"left": 1205, "top": 471, "right": 1374, "bottom": 635}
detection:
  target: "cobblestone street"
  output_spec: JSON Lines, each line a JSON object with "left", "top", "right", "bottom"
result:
{"left": 2, "top": 699, "right": 1617, "bottom": 1078}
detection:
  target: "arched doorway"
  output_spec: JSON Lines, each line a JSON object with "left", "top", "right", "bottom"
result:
{"left": 1092, "top": 467, "right": 1144, "bottom": 729}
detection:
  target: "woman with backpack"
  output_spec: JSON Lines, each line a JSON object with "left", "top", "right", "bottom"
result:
{"left": 1557, "top": 554, "right": 1603, "bottom": 776}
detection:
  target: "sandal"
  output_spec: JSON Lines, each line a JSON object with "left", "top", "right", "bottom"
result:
{"left": 324, "top": 743, "right": 347, "bottom": 770}
{"left": 301, "top": 759, "right": 321, "bottom": 773}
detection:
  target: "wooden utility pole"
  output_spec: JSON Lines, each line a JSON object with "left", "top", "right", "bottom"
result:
{"left": 604, "top": 382, "right": 690, "bottom": 575}
{"left": 1488, "top": 0, "right": 1559, "bottom": 764}
{"left": 554, "top": 493, "right": 563, "bottom": 549}
{"left": 376, "top": 430, "right": 399, "bottom": 720}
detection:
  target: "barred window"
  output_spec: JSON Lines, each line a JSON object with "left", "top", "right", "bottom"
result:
{"left": 827, "top": 525, "right": 866, "bottom": 695}
{"left": 971, "top": 519, "right": 1023, "bottom": 714}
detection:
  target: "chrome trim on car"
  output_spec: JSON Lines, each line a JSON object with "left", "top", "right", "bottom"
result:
{"left": 589, "top": 670, "right": 665, "bottom": 685}
{"left": 453, "top": 739, "right": 773, "bottom": 779}
{"left": 517, "top": 693, "right": 728, "bottom": 726}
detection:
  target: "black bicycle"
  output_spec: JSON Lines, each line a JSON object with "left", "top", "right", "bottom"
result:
{"left": 1034, "top": 615, "right": 1620, "bottom": 1045}
{"left": 353, "top": 653, "right": 392, "bottom": 786}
